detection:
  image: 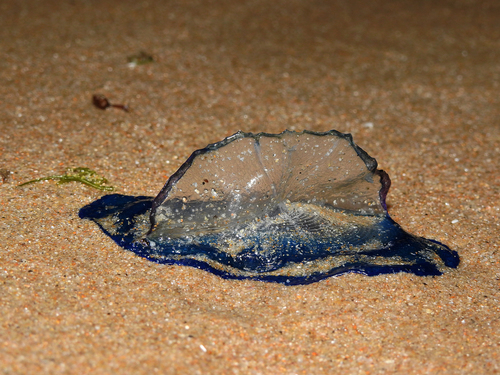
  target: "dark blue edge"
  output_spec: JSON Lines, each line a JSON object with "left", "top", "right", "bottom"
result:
{"left": 79, "top": 194, "right": 460, "bottom": 285}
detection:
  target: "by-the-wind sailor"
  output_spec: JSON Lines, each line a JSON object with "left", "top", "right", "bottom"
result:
{"left": 79, "top": 130, "right": 459, "bottom": 284}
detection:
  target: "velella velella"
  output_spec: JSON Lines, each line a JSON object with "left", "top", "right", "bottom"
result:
{"left": 79, "top": 130, "right": 459, "bottom": 284}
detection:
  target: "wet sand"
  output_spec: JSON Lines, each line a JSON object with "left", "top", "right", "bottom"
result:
{"left": 1, "top": 0, "right": 499, "bottom": 373}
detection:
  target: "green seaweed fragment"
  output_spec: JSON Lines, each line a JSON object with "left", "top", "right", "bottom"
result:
{"left": 18, "top": 167, "right": 115, "bottom": 191}
{"left": 127, "top": 51, "right": 154, "bottom": 67}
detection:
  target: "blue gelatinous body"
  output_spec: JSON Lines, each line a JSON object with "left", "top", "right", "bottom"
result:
{"left": 79, "top": 130, "right": 459, "bottom": 284}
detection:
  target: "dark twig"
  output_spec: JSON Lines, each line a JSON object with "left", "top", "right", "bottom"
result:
{"left": 92, "top": 94, "right": 129, "bottom": 112}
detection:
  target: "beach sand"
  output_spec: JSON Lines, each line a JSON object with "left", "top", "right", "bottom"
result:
{"left": 1, "top": 0, "right": 499, "bottom": 373}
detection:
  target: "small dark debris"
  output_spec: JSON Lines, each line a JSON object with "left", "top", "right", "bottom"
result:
{"left": 92, "top": 94, "right": 129, "bottom": 112}
{"left": 0, "top": 169, "right": 12, "bottom": 183}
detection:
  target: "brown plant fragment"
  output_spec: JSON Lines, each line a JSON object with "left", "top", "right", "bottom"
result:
{"left": 92, "top": 94, "right": 129, "bottom": 112}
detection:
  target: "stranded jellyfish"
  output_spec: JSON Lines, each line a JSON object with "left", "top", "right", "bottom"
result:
{"left": 79, "top": 130, "right": 459, "bottom": 284}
